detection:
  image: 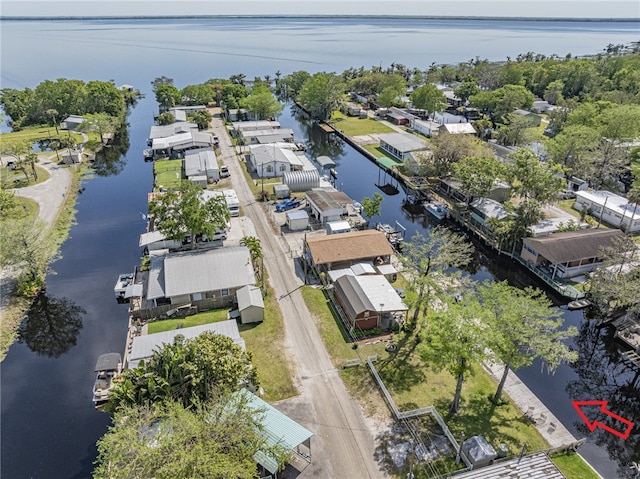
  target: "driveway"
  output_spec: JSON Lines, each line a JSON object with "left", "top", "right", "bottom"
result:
{"left": 209, "top": 109, "right": 386, "bottom": 478}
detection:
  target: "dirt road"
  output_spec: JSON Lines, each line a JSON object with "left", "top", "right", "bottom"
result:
{"left": 211, "top": 110, "right": 386, "bottom": 478}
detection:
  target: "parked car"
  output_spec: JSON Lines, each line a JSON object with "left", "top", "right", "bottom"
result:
{"left": 558, "top": 189, "right": 576, "bottom": 200}
{"left": 275, "top": 198, "right": 301, "bottom": 212}
{"left": 220, "top": 165, "right": 230, "bottom": 177}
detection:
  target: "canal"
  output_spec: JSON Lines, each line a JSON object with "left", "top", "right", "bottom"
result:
{"left": 1, "top": 16, "right": 639, "bottom": 479}
{"left": 277, "top": 104, "right": 640, "bottom": 479}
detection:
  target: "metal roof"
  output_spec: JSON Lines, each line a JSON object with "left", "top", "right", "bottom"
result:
{"left": 124, "top": 283, "right": 143, "bottom": 298}
{"left": 377, "top": 156, "right": 398, "bottom": 169}
{"left": 184, "top": 148, "right": 218, "bottom": 177}
{"left": 334, "top": 274, "right": 407, "bottom": 317}
{"left": 236, "top": 285, "right": 264, "bottom": 311}
{"left": 316, "top": 155, "right": 336, "bottom": 168}
{"left": 163, "top": 246, "right": 256, "bottom": 298}
{"left": 452, "top": 452, "right": 565, "bottom": 479}
{"left": 378, "top": 132, "right": 428, "bottom": 153}
{"left": 128, "top": 320, "right": 245, "bottom": 369}
{"left": 441, "top": 123, "right": 476, "bottom": 135}
{"left": 233, "top": 389, "right": 313, "bottom": 474}
{"left": 94, "top": 352, "right": 122, "bottom": 372}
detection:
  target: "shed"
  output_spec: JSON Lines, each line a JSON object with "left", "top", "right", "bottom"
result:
{"left": 232, "top": 389, "right": 313, "bottom": 475}
{"left": 453, "top": 452, "right": 566, "bottom": 479}
{"left": 316, "top": 155, "right": 336, "bottom": 169}
{"left": 325, "top": 220, "right": 352, "bottom": 235}
{"left": 236, "top": 285, "right": 264, "bottom": 324}
{"left": 273, "top": 183, "right": 290, "bottom": 199}
{"left": 461, "top": 436, "right": 497, "bottom": 468}
{"left": 286, "top": 209, "right": 309, "bottom": 231}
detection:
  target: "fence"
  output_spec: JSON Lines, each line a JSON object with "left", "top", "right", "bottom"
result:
{"left": 131, "top": 297, "right": 232, "bottom": 321}
{"left": 366, "top": 357, "right": 472, "bottom": 469}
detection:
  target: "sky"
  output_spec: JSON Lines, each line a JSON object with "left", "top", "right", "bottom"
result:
{"left": 1, "top": 0, "right": 639, "bottom": 19}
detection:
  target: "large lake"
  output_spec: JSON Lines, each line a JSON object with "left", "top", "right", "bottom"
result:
{"left": 1, "top": 16, "right": 639, "bottom": 479}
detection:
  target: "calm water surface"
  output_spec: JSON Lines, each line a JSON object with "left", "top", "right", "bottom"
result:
{"left": 1, "top": 17, "right": 639, "bottom": 478}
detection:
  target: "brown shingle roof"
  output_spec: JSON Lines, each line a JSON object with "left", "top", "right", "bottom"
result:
{"left": 306, "top": 230, "right": 393, "bottom": 265}
{"left": 523, "top": 228, "right": 623, "bottom": 264}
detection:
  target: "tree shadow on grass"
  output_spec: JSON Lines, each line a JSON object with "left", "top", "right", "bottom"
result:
{"left": 434, "top": 394, "right": 528, "bottom": 455}
{"left": 374, "top": 332, "right": 427, "bottom": 393}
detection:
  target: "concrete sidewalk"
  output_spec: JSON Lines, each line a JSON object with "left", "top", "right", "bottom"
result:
{"left": 483, "top": 361, "right": 581, "bottom": 449}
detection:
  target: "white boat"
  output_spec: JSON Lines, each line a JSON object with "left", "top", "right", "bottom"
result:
{"left": 423, "top": 202, "right": 450, "bottom": 221}
{"left": 92, "top": 353, "right": 122, "bottom": 404}
{"left": 567, "top": 298, "right": 592, "bottom": 310}
{"left": 114, "top": 273, "right": 134, "bottom": 302}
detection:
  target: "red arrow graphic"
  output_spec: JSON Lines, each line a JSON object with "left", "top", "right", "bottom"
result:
{"left": 572, "top": 400, "right": 634, "bottom": 440}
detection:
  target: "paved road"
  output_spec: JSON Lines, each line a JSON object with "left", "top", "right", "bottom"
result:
{"left": 210, "top": 110, "right": 385, "bottom": 478}
{"left": 12, "top": 155, "right": 72, "bottom": 227}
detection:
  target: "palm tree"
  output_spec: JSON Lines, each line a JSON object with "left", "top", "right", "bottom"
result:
{"left": 46, "top": 109, "right": 59, "bottom": 134}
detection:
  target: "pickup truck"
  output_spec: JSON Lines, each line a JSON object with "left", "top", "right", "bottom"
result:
{"left": 275, "top": 198, "right": 301, "bottom": 212}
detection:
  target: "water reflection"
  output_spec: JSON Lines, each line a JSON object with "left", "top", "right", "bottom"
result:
{"left": 18, "top": 291, "right": 85, "bottom": 357}
{"left": 89, "top": 121, "right": 130, "bottom": 177}
{"left": 566, "top": 320, "right": 640, "bottom": 479}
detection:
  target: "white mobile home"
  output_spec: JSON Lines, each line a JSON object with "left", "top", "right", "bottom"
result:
{"left": 574, "top": 190, "right": 640, "bottom": 233}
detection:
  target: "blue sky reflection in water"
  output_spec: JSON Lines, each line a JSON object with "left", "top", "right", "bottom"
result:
{"left": 1, "top": 15, "right": 640, "bottom": 479}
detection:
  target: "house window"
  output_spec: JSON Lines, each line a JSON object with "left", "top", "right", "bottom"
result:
{"left": 221, "top": 289, "right": 230, "bottom": 297}
{"left": 266, "top": 165, "right": 273, "bottom": 173}
{"left": 364, "top": 311, "right": 369, "bottom": 318}
{"left": 280, "top": 164, "right": 287, "bottom": 171}
{"left": 192, "top": 292, "right": 202, "bottom": 301}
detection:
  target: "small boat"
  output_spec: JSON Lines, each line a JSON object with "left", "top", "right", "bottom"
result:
{"left": 114, "top": 273, "right": 134, "bottom": 302}
{"left": 143, "top": 149, "right": 154, "bottom": 162}
{"left": 92, "top": 353, "right": 122, "bottom": 405}
{"left": 330, "top": 168, "right": 338, "bottom": 179}
{"left": 424, "top": 201, "right": 450, "bottom": 221}
{"left": 296, "top": 142, "right": 306, "bottom": 151}
{"left": 567, "top": 298, "right": 592, "bottom": 310}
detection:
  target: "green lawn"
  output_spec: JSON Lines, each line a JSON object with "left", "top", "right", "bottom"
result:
{"left": 1, "top": 126, "right": 88, "bottom": 147}
{"left": 5, "top": 196, "right": 39, "bottom": 220}
{"left": 154, "top": 159, "right": 183, "bottom": 190}
{"left": 147, "top": 309, "right": 230, "bottom": 333}
{"left": 300, "top": 281, "right": 555, "bottom": 467}
{"left": 146, "top": 286, "right": 296, "bottom": 403}
{"left": 552, "top": 452, "right": 601, "bottom": 479}
{"left": 4, "top": 164, "right": 51, "bottom": 188}
{"left": 329, "top": 111, "right": 395, "bottom": 136}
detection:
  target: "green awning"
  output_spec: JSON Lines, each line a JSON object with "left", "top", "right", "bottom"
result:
{"left": 376, "top": 156, "right": 398, "bottom": 169}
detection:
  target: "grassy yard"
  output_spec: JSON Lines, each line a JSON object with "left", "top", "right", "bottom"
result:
{"left": 154, "top": 159, "right": 183, "bottom": 190}
{"left": 146, "top": 285, "right": 296, "bottom": 403}
{"left": 1, "top": 126, "right": 88, "bottom": 147}
{"left": 551, "top": 452, "right": 601, "bottom": 479}
{"left": 4, "top": 164, "right": 51, "bottom": 188}
{"left": 299, "top": 283, "right": 572, "bottom": 472}
{"left": 330, "top": 111, "right": 395, "bottom": 136}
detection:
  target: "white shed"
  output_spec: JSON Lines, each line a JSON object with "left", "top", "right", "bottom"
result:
{"left": 325, "top": 220, "right": 352, "bottom": 235}
{"left": 236, "top": 285, "right": 264, "bottom": 324}
{"left": 286, "top": 209, "right": 309, "bottom": 231}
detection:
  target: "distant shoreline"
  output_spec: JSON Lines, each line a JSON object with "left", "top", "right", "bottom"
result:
{"left": 2, "top": 15, "right": 639, "bottom": 22}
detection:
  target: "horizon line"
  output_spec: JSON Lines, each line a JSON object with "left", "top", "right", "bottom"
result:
{"left": 2, "top": 14, "right": 639, "bottom": 22}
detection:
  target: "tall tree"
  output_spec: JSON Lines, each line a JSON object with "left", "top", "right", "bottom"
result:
{"left": 496, "top": 113, "right": 533, "bottom": 146}
{"left": 108, "top": 332, "right": 258, "bottom": 411}
{"left": 419, "top": 298, "right": 490, "bottom": 413}
{"left": 282, "top": 70, "right": 311, "bottom": 98}
{"left": 77, "top": 113, "right": 118, "bottom": 144}
{"left": 505, "top": 148, "right": 564, "bottom": 204}
{"left": 189, "top": 109, "right": 213, "bottom": 130}
{"left": 0, "top": 139, "right": 34, "bottom": 181}
{"left": 155, "top": 84, "right": 180, "bottom": 111}
{"left": 452, "top": 155, "right": 505, "bottom": 204}
{"left": 0, "top": 218, "right": 54, "bottom": 296}
{"left": 297, "top": 72, "right": 345, "bottom": 121}
{"left": 360, "top": 192, "right": 383, "bottom": 226}
{"left": 148, "top": 181, "right": 230, "bottom": 249}
{"left": 478, "top": 281, "right": 578, "bottom": 402}
{"left": 399, "top": 228, "right": 473, "bottom": 326}
{"left": 241, "top": 85, "right": 283, "bottom": 120}
{"left": 240, "top": 235, "right": 263, "bottom": 276}
{"left": 95, "top": 397, "right": 289, "bottom": 479}
{"left": 410, "top": 83, "right": 447, "bottom": 116}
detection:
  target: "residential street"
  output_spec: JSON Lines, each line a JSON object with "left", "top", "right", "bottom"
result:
{"left": 211, "top": 109, "right": 386, "bottom": 478}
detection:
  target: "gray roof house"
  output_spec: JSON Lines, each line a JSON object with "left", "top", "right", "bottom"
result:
{"left": 240, "top": 128, "right": 294, "bottom": 145}
{"left": 146, "top": 246, "right": 256, "bottom": 306}
{"left": 248, "top": 144, "right": 305, "bottom": 177}
{"left": 128, "top": 320, "right": 245, "bottom": 369}
{"left": 184, "top": 147, "right": 219, "bottom": 184}
{"left": 60, "top": 115, "right": 85, "bottom": 131}
{"left": 378, "top": 132, "right": 429, "bottom": 162}
{"left": 236, "top": 285, "right": 264, "bottom": 324}
{"left": 333, "top": 274, "right": 408, "bottom": 330}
